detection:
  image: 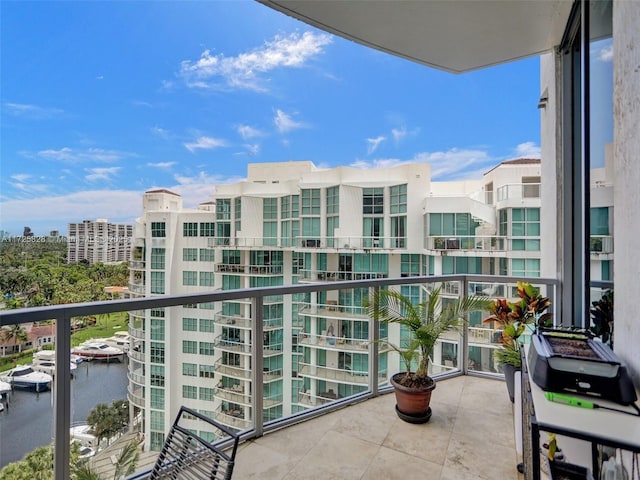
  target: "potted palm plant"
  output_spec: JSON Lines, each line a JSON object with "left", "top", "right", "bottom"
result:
{"left": 366, "top": 284, "right": 490, "bottom": 423}
{"left": 484, "top": 281, "right": 553, "bottom": 402}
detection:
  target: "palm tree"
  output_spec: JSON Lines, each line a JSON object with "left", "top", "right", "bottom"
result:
{"left": 2, "top": 323, "right": 28, "bottom": 353}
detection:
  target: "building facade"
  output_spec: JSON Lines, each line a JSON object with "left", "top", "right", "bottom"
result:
{"left": 128, "top": 159, "right": 581, "bottom": 449}
{"left": 67, "top": 219, "right": 133, "bottom": 264}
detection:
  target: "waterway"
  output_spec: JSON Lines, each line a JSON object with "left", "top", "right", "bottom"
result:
{"left": 0, "top": 360, "right": 128, "bottom": 467}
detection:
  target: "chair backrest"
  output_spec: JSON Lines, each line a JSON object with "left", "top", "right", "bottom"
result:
{"left": 150, "top": 406, "right": 240, "bottom": 480}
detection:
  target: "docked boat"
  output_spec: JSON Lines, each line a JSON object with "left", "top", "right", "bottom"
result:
{"left": 72, "top": 342, "right": 124, "bottom": 362}
{"left": 105, "top": 331, "right": 130, "bottom": 352}
{"left": 32, "top": 350, "right": 78, "bottom": 376}
{"left": 70, "top": 423, "right": 98, "bottom": 448}
{"left": 0, "top": 380, "right": 11, "bottom": 396}
{"left": 0, "top": 365, "right": 53, "bottom": 392}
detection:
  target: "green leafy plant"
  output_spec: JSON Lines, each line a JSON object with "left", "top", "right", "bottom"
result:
{"left": 366, "top": 285, "right": 491, "bottom": 389}
{"left": 590, "top": 289, "right": 613, "bottom": 348}
{"left": 484, "top": 281, "right": 553, "bottom": 368}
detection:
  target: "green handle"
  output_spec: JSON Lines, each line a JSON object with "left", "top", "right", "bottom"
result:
{"left": 545, "top": 392, "right": 595, "bottom": 409}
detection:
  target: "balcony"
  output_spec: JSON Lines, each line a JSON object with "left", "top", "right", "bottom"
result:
{"left": 0, "top": 275, "right": 556, "bottom": 479}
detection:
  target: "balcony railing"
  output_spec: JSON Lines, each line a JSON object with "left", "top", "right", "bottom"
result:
{"left": 0, "top": 274, "right": 558, "bottom": 479}
{"left": 496, "top": 182, "right": 541, "bottom": 201}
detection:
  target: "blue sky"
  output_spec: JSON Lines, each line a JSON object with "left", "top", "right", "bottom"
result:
{"left": 0, "top": 1, "right": 543, "bottom": 236}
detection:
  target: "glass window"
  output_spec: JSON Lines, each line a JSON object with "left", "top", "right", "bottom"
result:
{"left": 199, "top": 248, "right": 215, "bottom": 261}
{"left": 182, "top": 340, "right": 197, "bottom": 354}
{"left": 512, "top": 258, "right": 540, "bottom": 278}
{"left": 150, "top": 388, "right": 164, "bottom": 409}
{"left": 401, "top": 254, "right": 420, "bottom": 277}
{"left": 389, "top": 184, "right": 407, "bottom": 214}
{"left": 199, "top": 364, "right": 215, "bottom": 378}
{"left": 363, "top": 188, "right": 384, "bottom": 214}
{"left": 150, "top": 318, "right": 164, "bottom": 341}
{"left": 199, "top": 271, "right": 215, "bottom": 286}
{"left": 182, "top": 363, "right": 197, "bottom": 376}
{"left": 182, "top": 317, "right": 197, "bottom": 331}
{"left": 150, "top": 365, "right": 165, "bottom": 386}
{"left": 199, "top": 341, "right": 215, "bottom": 356}
{"left": 151, "top": 222, "right": 165, "bottom": 238}
{"left": 263, "top": 198, "right": 278, "bottom": 219}
{"left": 199, "top": 318, "right": 215, "bottom": 333}
{"left": 217, "top": 199, "right": 231, "bottom": 220}
{"left": 590, "top": 207, "right": 609, "bottom": 235}
{"left": 183, "top": 248, "right": 197, "bottom": 261}
{"left": 326, "top": 186, "right": 339, "bottom": 215}
{"left": 199, "top": 387, "right": 215, "bottom": 402}
{"left": 150, "top": 271, "right": 164, "bottom": 294}
{"left": 150, "top": 342, "right": 164, "bottom": 364}
{"left": 199, "top": 222, "right": 215, "bottom": 237}
{"left": 301, "top": 189, "right": 321, "bottom": 215}
{"left": 183, "top": 222, "right": 198, "bottom": 237}
{"left": 151, "top": 248, "right": 165, "bottom": 269}
{"left": 183, "top": 271, "right": 198, "bottom": 286}
{"left": 391, "top": 216, "right": 406, "bottom": 248}
{"left": 182, "top": 385, "right": 197, "bottom": 399}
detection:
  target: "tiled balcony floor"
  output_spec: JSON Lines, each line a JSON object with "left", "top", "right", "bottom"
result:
{"left": 233, "top": 375, "right": 520, "bottom": 480}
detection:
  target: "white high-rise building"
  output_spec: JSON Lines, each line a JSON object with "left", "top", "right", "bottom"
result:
{"left": 67, "top": 219, "right": 133, "bottom": 264}
{"left": 127, "top": 159, "right": 590, "bottom": 450}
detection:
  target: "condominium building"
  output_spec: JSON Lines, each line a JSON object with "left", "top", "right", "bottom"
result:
{"left": 127, "top": 158, "right": 608, "bottom": 450}
{"left": 67, "top": 219, "right": 133, "bottom": 264}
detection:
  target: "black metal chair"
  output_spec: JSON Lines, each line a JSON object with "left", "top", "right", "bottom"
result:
{"left": 150, "top": 406, "right": 240, "bottom": 480}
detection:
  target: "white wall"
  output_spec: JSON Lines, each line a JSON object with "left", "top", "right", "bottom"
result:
{"left": 613, "top": 0, "right": 640, "bottom": 387}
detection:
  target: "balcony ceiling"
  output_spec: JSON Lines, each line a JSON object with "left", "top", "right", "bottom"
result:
{"left": 259, "top": 0, "right": 573, "bottom": 73}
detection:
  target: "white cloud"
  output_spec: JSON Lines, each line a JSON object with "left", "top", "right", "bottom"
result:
{"left": 11, "top": 174, "right": 31, "bottom": 183}
{"left": 85, "top": 167, "right": 121, "bottom": 182}
{"left": 184, "top": 136, "right": 228, "bottom": 153}
{"left": 237, "top": 124, "right": 264, "bottom": 140}
{"left": 179, "top": 31, "right": 332, "bottom": 91}
{"left": 0, "top": 190, "right": 145, "bottom": 235}
{"left": 170, "top": 172, "right": 245, "bottom": 206}
{"left": 146, "top": 161, "right": 176, "bottom": 169}
{"left": 597, "top": 45, "right": 613, "bottom": 62}
{"left": 352, "top": 147, "right": 496, "bottom": 181}
{"left": 132, "top": 100, "right": 153, "bottom": 108}
{"left": 36, "top": 147, "right": 132, "bottom": 163}
{"left": 391, "top": 127, "right": 407, "bottom": 142}
{"left": 3, "top": 102, "right": 64, "bottom": 119}
{"left": 367, "top": 136, "right": 386, "bottom": 155}
{"left": 514, "top": 141, "right": 541, "bottom": 158}
{"left": 234, "top": 144, "right": 260, "bottom": 157}
{"left": 274, "top": 109, "right": 306, "bottom": 133}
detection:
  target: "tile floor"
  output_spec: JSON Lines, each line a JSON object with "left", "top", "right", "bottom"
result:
{"left": 233, "top": 375, "right": 520, "bottom": 480}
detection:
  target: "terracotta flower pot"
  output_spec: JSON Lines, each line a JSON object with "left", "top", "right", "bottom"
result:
{"left": 390, "top": 372, "right": 436, "bottom": 423}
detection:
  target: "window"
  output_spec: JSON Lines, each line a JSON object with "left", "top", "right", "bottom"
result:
{"left": 391, "top": 216, "right": 406, "bottom": 248}
{"left": 301, "top": 189, "right": 320, "bottom": 215}
{"left": 234, "top": 197, "right": 241, "bottom": 232}
{"left": 326, "top": 186, "right": 339, "bottom": 214}
{"left": 151, "top": 222, "right": 165, "bottom": 238}
{"left": 199, "top": 341, "right": 215, "bottom": 356}
{"left": 199, "top": 318, "right": 215, "bottom": 333}
{"left": 150, "top": 342, "right": 164, "bottom": 364}
{"left": 590, "top": 207, "right": 609, "bottom": 235}
{"left": 182, "top": 363, "right": 197, "bottom": 376}
{"left": 150, "top": 365, "right": 165, "bottom": 386}
{"left": 263, "top": 221, "right": 277, "bottom": 246}
{"left": 199, "top": 364, "right": 215, "bottom": 378}
{"left": 150, "top": 388, "right": 164, "bottom": 409}
{"left": 216, "top": 199, "right": 231, "bottom": 220}
{"left": 222, "top": 275, "right": 240, "bottom": 290}
{"left": 199, "top": 222, "right": 215, "bottom": 237}
{"left": 183, "top": 248, "right": 197, "bottom": 261}
{"left": 363, "top": 188, "right": 384, "bottom": 214}
{"left": 182, "top": 317, "right": 197, "bottom": 331}
{"left": 182, "top": 385, "right": 197, "bottom": 399}
{"left": 401, "top": 254, "right": 420, "bottom": 277}
{"left": 199, "top": 271, "right": 215, "bottom": 286}
{"left": 199, "top": 248, "right": 215, "bottom": 261}
{"left": 150, "top": 248, "right": 165, "bottom": 269}
{"left": 150, "top": 318, "right": 164, "bottom": 340}
{"left": 363, "top": 217, "right": 383, "bottom": 247}
{"left": 183, "top": 271, "right": 197, "bottom": 286}
{"left": 263, "top": 198, "right": 278, "bottom": 219}
{"left": 389, "top": 184, "right": 407, "bottom": 214}
{"left": 182, "top": 340, "right": 197, "bottom": 354}
{"left": 150, "top": 271, "right": 164, "bottom": 294}
{"left": 150, "top": 410, "right": 164, "bottom": 431}
{"left": 151, "top": 308, "right": 165, "bottom": 317}
{"left": 183, "top": 222, "right": 198, "bottom": 237}
{"left": 199, "top": 387, "right": 215, "bottom": 402}
{"left": 512, "top": 258, "right": 540, "bottom": 278}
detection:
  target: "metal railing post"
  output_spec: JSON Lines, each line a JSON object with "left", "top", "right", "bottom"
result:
{"left": 54, "top": 314, "right": 72, "bottom": 480}
{"left": 251, "top": 295, "right": 264, "bottom": 437}
{"left": 369, "top": 285, "right": 380, "bottom": 396}
{"left": 461, "top": 277, "right": 469, "bottom": 375}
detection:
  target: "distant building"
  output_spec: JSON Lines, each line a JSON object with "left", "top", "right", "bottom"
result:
{"left": 67, "top": 219, "right": 133, "bottom": 264}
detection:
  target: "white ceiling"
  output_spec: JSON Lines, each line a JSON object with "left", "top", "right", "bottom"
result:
{"left": 259, "top": 0, "right": 574, "bottom": 74}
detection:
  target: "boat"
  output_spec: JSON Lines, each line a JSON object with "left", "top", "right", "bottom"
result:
{"left": 71, "top": 342, "right": 124, "bottom": 362}
{"left": 105, "top": 331, "right": 130, "bottom": 352}
{"left": 0, "top": 380, "right": 11, "bottom": 396}
{"left": 70, "top": 423, "right": 98, "bottom": 448}
{"left": 32, "top": 350, "right": 78, "bottom": 376}
{"left": 0, "top": 365, "right": 53, "bottom": 392}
